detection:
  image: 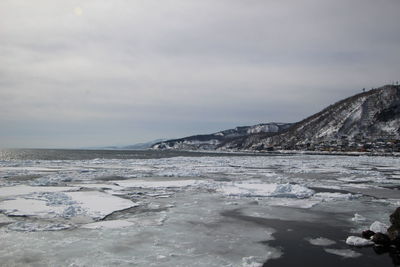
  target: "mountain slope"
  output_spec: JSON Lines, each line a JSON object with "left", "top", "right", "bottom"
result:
{"left": 223, "top": 85, "right": 400, "bottom": 151}
{"left": 152, "top": 123, "right": 292, "bottom": 150}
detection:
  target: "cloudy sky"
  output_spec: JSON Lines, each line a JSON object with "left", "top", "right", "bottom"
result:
{"left": 1, "top": 0, "right": 399, "bottom": 148}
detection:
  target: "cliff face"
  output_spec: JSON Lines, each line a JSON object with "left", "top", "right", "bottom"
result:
{"left": 224, "top": 85, "right": 400, "bottom": 151}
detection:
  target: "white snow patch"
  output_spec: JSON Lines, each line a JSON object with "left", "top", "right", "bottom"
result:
{"left": 346, "top": 236, "right": 374, "bottom": 247}
{"left": 369, "top": 221, "right": 388, "bottom": 234}
{"left": 307, "top": 237, "right": 336, "bottom": 246}
{"left": 218, "top": 183, "right": 314, "bottom": 198}
{"left": 324, "top": 248, "right": 362, "bottom": 258}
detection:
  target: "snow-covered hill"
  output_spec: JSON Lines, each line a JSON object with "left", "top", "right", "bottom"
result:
{"left": 223, "top": 85, "right": 400, "bottom": 152}
{"left": 152, "top": 123, "right": 292, "bottom": 150}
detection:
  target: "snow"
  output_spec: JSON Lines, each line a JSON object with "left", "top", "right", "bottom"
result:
{"left": 218, "top": 182, "right": 314, "bottom": 198}
{"left": 307, "top": 237, "right": 336, "bottom": 246}
{"left": 369, "top": 221, "right": 388, "bottom": 233}
{"left": 324, "top": 248, "right": 362, "bottom": 258}
{"left": 345, "top": 236, "right": 374, "bottom": 247}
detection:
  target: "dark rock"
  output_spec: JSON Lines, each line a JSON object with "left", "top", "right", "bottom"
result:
{"left": 372, "top": 233, "right": 391, "bottom": 246}
{"left": 373, "top": 245, "right": 390, "bottom": 254}
{"left": 362, "top": 230, "right": 375, "bottom": 239}
{"left": 390, "top": 207, "right": 400, "bottom": 227}
{"left": 388, "top": 225, "right": 400, "bottom": 245}
{"left": 388, "top": 207, "right": 400, "bottom": 247}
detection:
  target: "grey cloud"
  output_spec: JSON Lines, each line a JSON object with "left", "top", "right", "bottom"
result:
{"left": 1, "top": 0, "right": 399, "bottom": 147}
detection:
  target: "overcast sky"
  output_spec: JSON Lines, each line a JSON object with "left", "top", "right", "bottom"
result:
{"left": 1, "top": 0, "right": 399, "bottom": 148}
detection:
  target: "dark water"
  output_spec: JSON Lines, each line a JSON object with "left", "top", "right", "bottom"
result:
{"left": 222, "top": 209, "right": 400, "bottom": 267}
{"left": 0, "top": 148, "right": 276, "bottom": 161}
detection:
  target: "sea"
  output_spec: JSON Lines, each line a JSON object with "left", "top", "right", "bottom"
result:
{"left": 0, "top": 149, "right": 399, "bottom": 266}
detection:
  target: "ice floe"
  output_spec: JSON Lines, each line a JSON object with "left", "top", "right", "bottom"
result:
{"left": 65, "top": 191, "right": 138, "bottom": 220}
{"left": 306, "top": 237, "right": 336, "bottom": 246}
{"left": 0, "top": 198, "right": 65, "bottom": 217}
{"left": 345, "top": 236, "right": 374, "bottom": 247}
{"left": 369, "top": 221, "right": 389, "bottom": 234}
{"left": 218, "top": 182, "right": 314, "bottom": 198}
{"left": 324, "top": 248, "right": 362, "bottom": 258}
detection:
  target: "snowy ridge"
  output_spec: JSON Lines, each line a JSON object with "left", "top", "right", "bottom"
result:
{"left": 152, "top": 123, "right": 292, "bottom": 150}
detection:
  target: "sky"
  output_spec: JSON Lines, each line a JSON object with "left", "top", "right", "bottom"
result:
{"left": 1, "top": 0, "right": 400, "bottom": 148}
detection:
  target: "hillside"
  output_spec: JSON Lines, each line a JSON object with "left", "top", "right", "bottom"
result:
{"left": 222, "top": 85, "right": 400, "bottom": 152}
{"left": 152, "top": 123, "right": 292, "bottom": 150}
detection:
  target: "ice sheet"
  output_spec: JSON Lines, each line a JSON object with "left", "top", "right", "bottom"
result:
{"left": 218, "top": 182, "right": 314, "bottom": 198}
{"left": 65, "top": 191, "right": 138, "bottom": 220}
{"left": 0, "top": 198, "right": 64, "bottom": 217}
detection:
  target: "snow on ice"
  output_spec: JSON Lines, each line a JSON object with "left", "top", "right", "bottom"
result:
{"left": 345, "top": 236, "right": 374, "bottom": 247}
